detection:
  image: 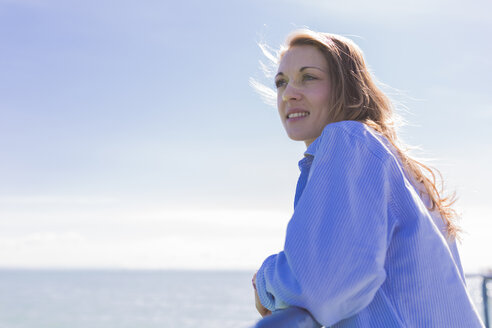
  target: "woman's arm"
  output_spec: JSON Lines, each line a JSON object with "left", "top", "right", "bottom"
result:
{"left": 255, "top": 125, "right": 396, "bottom": 326}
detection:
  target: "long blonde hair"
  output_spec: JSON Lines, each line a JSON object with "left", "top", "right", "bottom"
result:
{"left": 255, "top": 29, "right": 460, "bottom": 240}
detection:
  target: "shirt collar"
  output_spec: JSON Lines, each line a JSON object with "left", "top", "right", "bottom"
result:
{"left": 298, "top": 134, "right": 322, "bottom": 170}
{"left": 304, "top": 133, "right": 323, "bottom": 157}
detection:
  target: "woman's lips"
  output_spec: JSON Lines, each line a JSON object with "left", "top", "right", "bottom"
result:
{"left": 287, "top": 112, "right": 310, "bottom": 121}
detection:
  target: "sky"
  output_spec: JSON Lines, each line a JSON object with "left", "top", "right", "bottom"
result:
{"left": 0, "top": 0, "right": 491, "bottom": 272}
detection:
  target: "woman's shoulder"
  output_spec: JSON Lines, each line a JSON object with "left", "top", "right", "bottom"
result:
{"left": 321, "top": 120, "right": 380, "bottom": 142}
{"left": 317, "top": 120, "right": 396, "bottom": 162}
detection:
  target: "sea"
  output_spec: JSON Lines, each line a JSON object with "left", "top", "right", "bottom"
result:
{"left": 0, "top": 270, "right": 488, "bottom": 328}
{"left": 0, "top": 270, "right": 259, "bottom": 328}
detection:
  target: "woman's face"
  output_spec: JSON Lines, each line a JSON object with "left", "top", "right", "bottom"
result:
{"left": 275, "top": 45, "right": 332, "bottom": 147}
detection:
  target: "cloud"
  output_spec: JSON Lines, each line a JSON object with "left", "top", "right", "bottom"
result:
{"left": 0, "top": 208, "right": 292, "bottom": 269}
{"left": 473, "top": 107, "right": 492, "bottom": 120}
{"left": 0, "top": 231, "right": 86, "bottom": 247}
{"left": 0, "top": 195, "right": 119, "bottom": 205}
{"left": 0, "top": 226, "right": 284, "bottom": 270}
{"left": 456, "top": 206, "right": 492, "bottom": 273}
{"left": 285, "top": 0, "right": 491, "bottom": 23}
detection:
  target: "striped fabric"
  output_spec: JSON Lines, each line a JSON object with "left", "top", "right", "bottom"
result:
{"left": 255, "top": 120, "right": 484, "bottom": 327}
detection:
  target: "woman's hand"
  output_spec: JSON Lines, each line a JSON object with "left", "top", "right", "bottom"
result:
{"left": 253, "top": 272, "right": 272, "bottom": 317}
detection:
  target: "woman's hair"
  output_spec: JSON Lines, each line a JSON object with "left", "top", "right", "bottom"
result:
{"left": 255, "top": 29, "right": 460, "bottom": 240}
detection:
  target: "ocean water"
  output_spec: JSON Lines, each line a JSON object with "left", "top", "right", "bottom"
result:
{"left": 0, "top": 270, "right": 259, "bottom": 328}
{"left": 0, "top": 270, "right": 488, "bottom": 328}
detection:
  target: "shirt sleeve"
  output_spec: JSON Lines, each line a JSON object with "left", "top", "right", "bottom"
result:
{"left": 255, "top": 125, "right": 396, "bottom": 326}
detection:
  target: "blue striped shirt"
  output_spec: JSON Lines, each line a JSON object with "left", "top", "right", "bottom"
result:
{"left": 255, "top": 120, "right": 484, "bottom": 327}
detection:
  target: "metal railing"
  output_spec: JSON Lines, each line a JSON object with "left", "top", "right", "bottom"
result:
{"left": 253, "top": 307, "right": 321, "bottom": 328}
{"left": 253, "top": 274, "right": 491, "bottom": 328}
{"left": 466, "top": 273, "right": 492, "bottom": 328}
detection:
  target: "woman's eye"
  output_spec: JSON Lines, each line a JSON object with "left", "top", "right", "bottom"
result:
{"left": 275, "top": 79, "right": 287, "bottom": 88}
{"left": 302, "top": 74, "right": 317, "bottom": 81}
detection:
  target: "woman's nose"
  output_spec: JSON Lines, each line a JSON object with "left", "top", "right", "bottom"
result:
{"left": 282, "top": 83, "right": 301, "bottom": 102}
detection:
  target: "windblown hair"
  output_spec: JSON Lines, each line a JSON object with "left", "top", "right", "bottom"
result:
{"left": 256, "top": 29, "right": 460, "bottom": 240}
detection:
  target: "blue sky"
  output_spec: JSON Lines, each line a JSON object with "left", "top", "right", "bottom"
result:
{"left": 0, "top": 0, "right": 491, "bottom": 271}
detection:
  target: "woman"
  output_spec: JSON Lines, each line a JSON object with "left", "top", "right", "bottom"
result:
{"left": 252, "top": 29, "right": 484, "bottom": 327}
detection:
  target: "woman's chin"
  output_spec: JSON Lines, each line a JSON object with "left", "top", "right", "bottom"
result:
{"left": 286, "top": 132, "right": 315, "bottom": 143}
{"left": 287, "top": 133, "right": 305, "bottom": 142}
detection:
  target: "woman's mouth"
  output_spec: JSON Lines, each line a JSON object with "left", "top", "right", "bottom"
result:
{"left": 287, "top": 112, "right": 310, "bottom": 121}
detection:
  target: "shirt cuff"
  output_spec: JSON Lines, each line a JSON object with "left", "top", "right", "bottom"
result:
{"left": 255, "top": 254, "right": 281, "bottom": 311}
